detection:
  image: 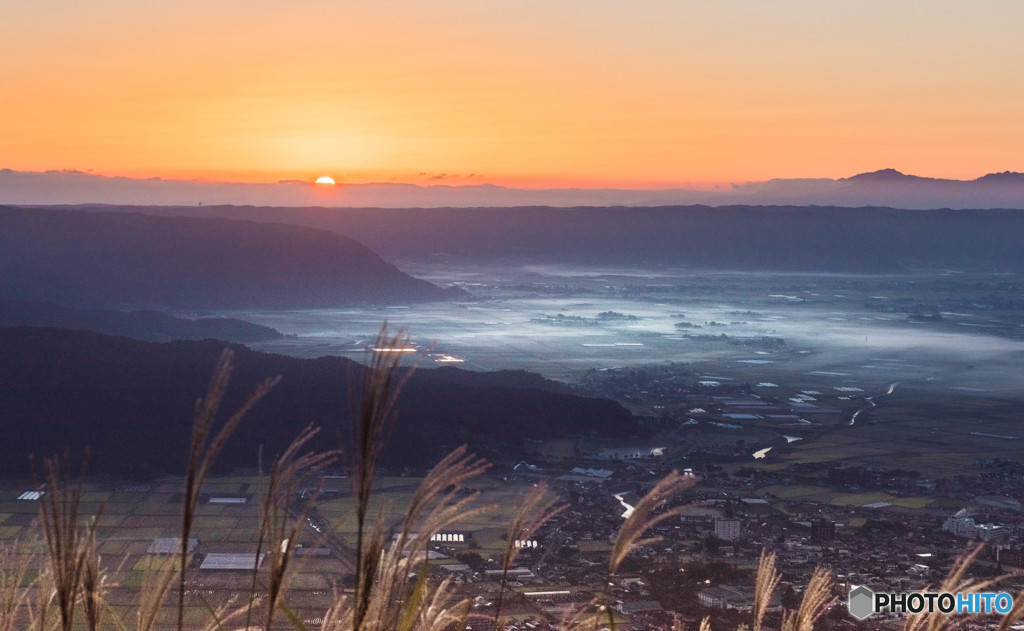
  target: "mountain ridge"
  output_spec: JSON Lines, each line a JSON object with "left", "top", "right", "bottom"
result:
{"left": 59, "top": 203, "right": 1024, "bottom": 273}
{"left": 0, "top": 207, "right": 459, "bottom": 309}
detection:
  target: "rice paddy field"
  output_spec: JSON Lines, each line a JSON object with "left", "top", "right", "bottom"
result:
{"left": 0, "top": 472, "right": 541, "bottom": 629}
{"left": 754, "top": 386, "right": 1024, "bottom": 478}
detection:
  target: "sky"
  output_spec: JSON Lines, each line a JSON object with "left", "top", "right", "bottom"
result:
{"left": 2, "top": 1, "right": 1023, "bottom": 188}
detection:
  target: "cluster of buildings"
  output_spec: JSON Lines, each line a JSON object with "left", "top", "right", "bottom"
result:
{"left": 942, "top": 508, "right": 1008, "bottom": 542}
{"left": 454, "top": 441, "right": 1024, "bottom": 630}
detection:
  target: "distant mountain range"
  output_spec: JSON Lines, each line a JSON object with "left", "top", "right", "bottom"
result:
{"left": 0, "top": 207, "right": 458, "bottom": 309}
{"left": 0, "top": 327, "right": 636, "bottom": 477}
{"left": 66, "top": 203, "right": 1024, "bottom": 273}
{"left": 2, "top": 167, "right": 1024, "bottom": 209}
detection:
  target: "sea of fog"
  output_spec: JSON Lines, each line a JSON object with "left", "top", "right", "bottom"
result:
{"left": 225, "top": 264, "right": 1024, "bottom": 394}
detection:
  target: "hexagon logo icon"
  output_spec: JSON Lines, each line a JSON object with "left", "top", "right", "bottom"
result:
{"left": 848, "top": 585, "right": 875, "bottom": 620}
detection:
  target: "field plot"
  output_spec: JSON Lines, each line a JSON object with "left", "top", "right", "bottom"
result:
{"left": 0, "top": 470, "right": 553, "bottom": 628}
{"left": 828, "top": 492, "right": 932, "bottom": 509}
{"left": 314, "top": 475, "right": 544, "bottom": 544}
{"left": 750, "top": 384, "right": 1024, "bottom": 477}
{"left": 755, "top": 485, "right": 831, "bottom": 500}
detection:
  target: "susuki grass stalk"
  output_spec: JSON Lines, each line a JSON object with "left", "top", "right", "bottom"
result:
{"left": 492, "top": 482, "right": 563, "bottom": 630}
{"left": 344, "top": 447, "right": 491, "bottom": 631}
{"left": 752, "top": 550, "right": 781, "bottom": 631}
{"left": 133, "top": 556, "right": 180, "bottom": 631}
{"left": 0, "top": 543, "right": 35, "bottom": 631}
{"left": 607, "top": 471, "right": 697, "bottom": 577}
{"left": 780, "top": 567, "right": 833, "bottom": 631}
{"left": 311, "top": 439, "right": 490, "bottom": 631}
{"left": 345, "top": 324, "right": 416, "bottom": 630}
{"left": 35, "top": 453, "right": 100, "bottom": 631}
{"left": 563, "top": 470, "right": 697, "bottom": 630}
{"left": 27, "top": 566, "right": 54, "bottom": 631}
{"left": 80, "top": 535, "right": 104, "bottom": 631}
{"left": 902, "top": 544, "right": 997, "bottom": 631}
{"left": 177, "top": 348, "right": 280, "bottom": 631}
{"left": 249, "top": 425, "right": 339, "bottom": 630}
{"left": 996, "top": 583, "right": 1024, "bottom": 631}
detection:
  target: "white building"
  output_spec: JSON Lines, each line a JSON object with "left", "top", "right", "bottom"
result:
{"left": 714, "top": 518, "right": 742, "bottom": 542}
{"left": 976, "top": 523, "right": 1006, "bottom": 542}
{"left": 942, "top": 510, "right": 977, "bottom": 537}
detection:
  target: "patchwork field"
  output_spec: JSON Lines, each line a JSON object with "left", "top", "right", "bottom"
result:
{"left": 759, "top": 388, "right": 1024, "bottom": 477}
{"left": 0, "top": 470, "right": 547, "bottom": 628}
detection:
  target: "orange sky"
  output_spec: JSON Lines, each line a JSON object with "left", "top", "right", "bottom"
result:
{"left": 2, "top": 1, "right": 1022, "bottom": 187}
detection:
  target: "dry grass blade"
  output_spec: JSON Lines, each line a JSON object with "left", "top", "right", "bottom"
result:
{"left": 27, "top": 566, "right": 54, "bottom": 631}
{"left": 248, "top": 425, "right": 340, "bottom": 630}
{"left": 319, "top": 597, "right": 346, "bottom": 631}
{"left": 312, "top": 443, "right": 492, "bottom": 631}
{"left": 780, "top": 567, "right": 834, "bottom": 631}
{"left": 899, "top": 544, "right": 995, "bottom": 631}
{"left": 937, "top": 544, "right": 988, "bottom": 594}
{"left": 177, "top": 348, "right": 281, "bottom": 631}
{"left": 752, "top": 550, "right": 782, "bottom": 631}
{"left": 411, "top": 577, "right": 471, "bottom": 631}
{"left": 608, "top": 470, "right": 697, "bottom": 576}
{"left": 80, "top": 537, "right": 104, "bottom": 631}
{"left": 0, "top": 543, "right": 35, "bottom": 631}
{"left": 346, "top": 324, "right": 416, "bottom": 626}
{"left": 351, "top": 504, "right": 389, "bottom": 631}
{"left": 352, "top": 449, "right": 491, "bottom": 631}
{"left": 34, "top": 453, "right": 99, "bottom": 631}
{"left": 195, "top": 593, "right": 248, "bottom": 631}
{"left": 996, "top": 584, "right": 1024, "bottom": 631}
{"left": 492, "top": 482, "right": 563, "bottom": 630}
{"left": 558, "top": 596, "right": 604, "bottom": 631}
{"left": 133, "top": 556, "right": 180, "bottom": 631}
{"left": 396, "top": 446, "right": 490, "bottom": 548}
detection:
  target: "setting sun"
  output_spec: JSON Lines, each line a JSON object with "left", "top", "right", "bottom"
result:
{"left": 314, "top": 176, "right": 336, "bottom": 185}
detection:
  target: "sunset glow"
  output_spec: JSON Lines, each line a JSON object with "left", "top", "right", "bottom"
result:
{"left": 2, "top": 1, "right": 1022, "bottom": 186}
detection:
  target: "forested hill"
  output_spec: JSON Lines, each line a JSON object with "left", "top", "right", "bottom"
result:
{"left": 0, "top": 327, "right": 636, "bottom": 477}
{"left": 0, "top": 207, "right": 458, "bottom": 309}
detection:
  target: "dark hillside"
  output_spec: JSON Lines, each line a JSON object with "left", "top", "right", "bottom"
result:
{"left": 0, "top": 327, "right": 635, "bottom": 477}
{"left": 0, "top": 207, "right": 456, "bottom": 309}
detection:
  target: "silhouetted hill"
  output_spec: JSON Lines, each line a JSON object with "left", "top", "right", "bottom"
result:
{"left": 843, "top": 168, "right": 920, "bottom": 182}
{"left": 0, "top": 300, "right": 282, "bottom": 343}
{"left": 0, "top": 207, "right": 457, "bottom": 309}
{"left": 974, "top": 171, "right": 1024, "bottom": 184}
{"left": 66, "top": 204, "right": 1024, "bottom": 272}
{"left": 0, "top": 327, "right": 636, "bottom": 477}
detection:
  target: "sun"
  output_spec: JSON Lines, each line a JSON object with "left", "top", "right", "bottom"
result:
{"left": 314, "top": 176, "right": 336, "bottom": 185}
